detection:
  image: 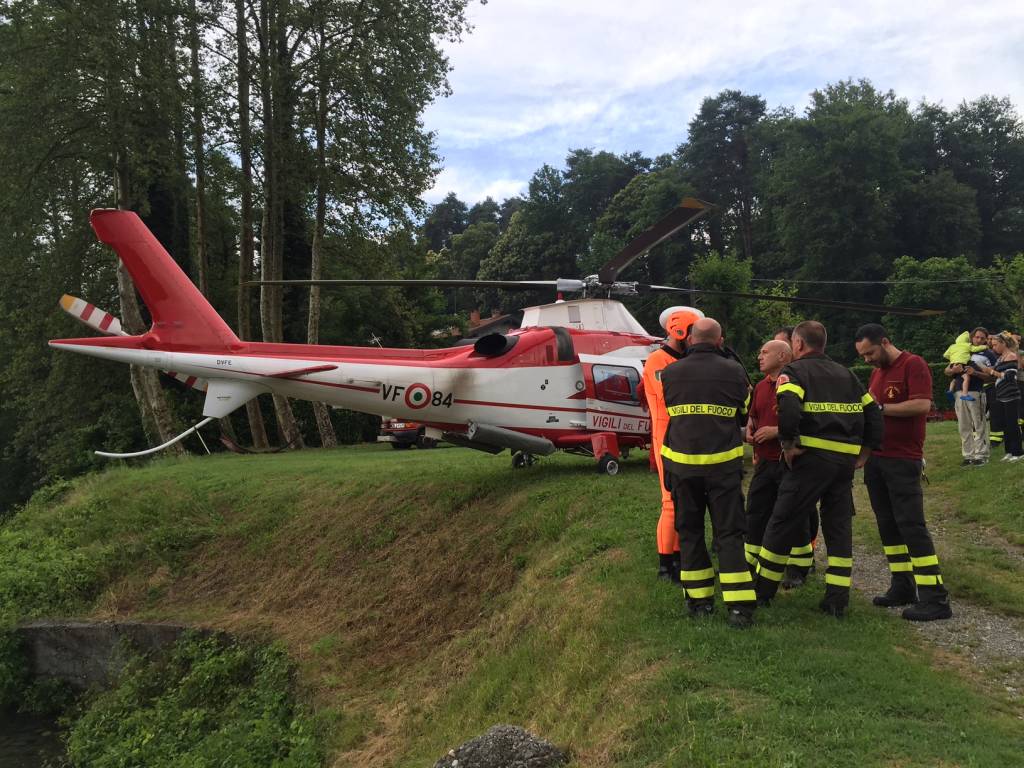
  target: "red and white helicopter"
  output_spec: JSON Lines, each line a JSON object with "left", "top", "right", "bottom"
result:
{"left": 50, "top": 200, "right": 938, "bottom": 474}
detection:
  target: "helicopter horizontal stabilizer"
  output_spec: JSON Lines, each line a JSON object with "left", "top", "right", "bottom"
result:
{"left": 202, "top": 380, "right": 267, "bottom": 419}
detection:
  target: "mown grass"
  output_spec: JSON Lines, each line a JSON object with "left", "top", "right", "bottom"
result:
{"left": 1, "top": 430, "right": 1022, "bottom": 767}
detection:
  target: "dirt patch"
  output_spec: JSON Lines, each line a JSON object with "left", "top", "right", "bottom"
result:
{"left": 845, "top": 543, "right": 1024, "bottom": 712}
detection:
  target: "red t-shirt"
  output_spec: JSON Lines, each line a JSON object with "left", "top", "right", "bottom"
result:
{"left": 749, "top": 375, "right": 781, "bottom": 463}
{"left": 868, "top": 351, "right": 932, "bottom": 459}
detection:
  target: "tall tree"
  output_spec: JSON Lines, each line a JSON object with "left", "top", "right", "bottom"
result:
{"left": 943, "top": 96, "right": 1024, "bottom": 262}
{"left": 678, "top": 90, "right": 767, "bottom": 259}
{"left": 767, "top": 80, "right": 911, "bottom": 348}
{"left": 423, "top": 192, "right": 469, "bottom": 251}
{"left": 234, "top": 0, "right": 271, "bottom": 449}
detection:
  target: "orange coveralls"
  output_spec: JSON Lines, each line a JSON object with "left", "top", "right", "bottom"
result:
{"left": 642, "top": 346, "right": 681, "bottom": 557}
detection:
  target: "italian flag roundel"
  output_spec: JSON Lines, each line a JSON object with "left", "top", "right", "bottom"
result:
{"left": 405, "top": 383, "right": 431, "bottom": 409}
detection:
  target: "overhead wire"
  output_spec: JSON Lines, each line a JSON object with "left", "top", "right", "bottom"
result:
{"left": 749, "top": 276, "right": 1002, "bottom": 285}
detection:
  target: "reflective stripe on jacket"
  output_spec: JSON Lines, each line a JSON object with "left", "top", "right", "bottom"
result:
{"left": 660, "top": 343, "right": 750, "bottom": 475}
{"left": 777, "top": 352, "right": 883, "bottom": 456}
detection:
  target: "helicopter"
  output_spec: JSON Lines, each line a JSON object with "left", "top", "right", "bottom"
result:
{"left": 49, "top": 200, "right": 939, "bottom": 474}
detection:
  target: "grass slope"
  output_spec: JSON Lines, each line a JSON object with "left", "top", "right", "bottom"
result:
{"left": 2, "top": 423, "right": 1022, "bottom": 767}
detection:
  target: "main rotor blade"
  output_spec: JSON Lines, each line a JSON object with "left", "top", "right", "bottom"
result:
{"left": 640, "top": 285, "right": 943, "bottom": 317}
{"left": 597, "top": 197, "right": 713, "bottom": 285}
{"left": 244, "top": 278, "right": 566, "bottom": 291}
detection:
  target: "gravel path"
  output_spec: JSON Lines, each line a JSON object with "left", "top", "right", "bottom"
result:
{"left": 818, "top": 543, "right": 1024, "bottom": 710}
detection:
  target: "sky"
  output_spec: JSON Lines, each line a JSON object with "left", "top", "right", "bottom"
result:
{"left": 422, "top": 0, "right": 1024, "bottom": 205}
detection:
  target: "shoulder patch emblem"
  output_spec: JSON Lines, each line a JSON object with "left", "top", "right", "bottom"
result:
{"left": 776, "top": 374, "right": 790, "bottom": 386}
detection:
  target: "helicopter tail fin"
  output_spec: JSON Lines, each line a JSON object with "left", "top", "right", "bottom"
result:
{"left": 90, "top": 209, "right": 241, "bottom": 352}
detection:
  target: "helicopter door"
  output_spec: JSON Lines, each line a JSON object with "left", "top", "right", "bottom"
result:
{"left": 583, "top": 360, "right": 650, "bottom": 434}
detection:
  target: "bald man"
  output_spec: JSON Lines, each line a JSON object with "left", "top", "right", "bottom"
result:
{"left": 745, "top": 339, "right": 815, "bottom": 583}
{"left": 642, "top": 308, "right": 703, "bottom": 582}
{"left": 660, "top": 318, "right": 757, "bottom": 627}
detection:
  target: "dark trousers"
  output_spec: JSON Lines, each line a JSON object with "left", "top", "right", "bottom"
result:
{"left": 669, "top": 467, "right": 755, "bottom": 612}
{"left": 992, "top": 399, "right": 1022, "bottom": 456}
{"left": 744, "top": 460, "right": 817, "bottom": 574}
{"left": 755, "top": 451, "right": 854, "bottom": 608}
{"left": 745, "top": 460, "right": 782, "bottom": 568}
{"left": 864, "top": 456, "right": 948, "bottom": 603}
{"left": 990, "top": 387, "right": 1005, "bottom": 445}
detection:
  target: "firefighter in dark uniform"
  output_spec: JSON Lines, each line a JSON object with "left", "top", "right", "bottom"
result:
{"left": 660, "top": 318, "right": 757, "bottom": 628}
{"left": 754, "top": 321, "right": 884, "bottom": 617}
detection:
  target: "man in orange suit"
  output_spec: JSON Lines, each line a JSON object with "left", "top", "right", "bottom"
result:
{"left": 643, "top": 306, "right": 704, "bottom": 582}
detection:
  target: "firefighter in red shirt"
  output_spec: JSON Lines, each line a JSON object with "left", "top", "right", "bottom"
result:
{"left": 854, "top": 323, "right": 953, "bottom": 621}
{"left": 744, "top": 339, "right": 794, "bottom": 571}
{"left": 642, "top": 306, "right": 704, "bottom": 582}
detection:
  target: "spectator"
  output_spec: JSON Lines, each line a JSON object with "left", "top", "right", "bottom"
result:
{"left": 944, "top": 327, "right": 993, "bottom": 465}
{"left": 988, "top": 332, "right": 1023, "bottom": 461}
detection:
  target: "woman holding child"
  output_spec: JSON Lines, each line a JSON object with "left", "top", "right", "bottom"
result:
{"left": 988, "top": 332, "right": 1023, "bottom": 461}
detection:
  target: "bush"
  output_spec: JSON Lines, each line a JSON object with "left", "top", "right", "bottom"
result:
{"left": 65, "top": 633, "right": 321, "bottom": 768}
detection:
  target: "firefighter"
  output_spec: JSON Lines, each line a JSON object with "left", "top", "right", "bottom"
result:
{"left": 754, "top": 321, "right": 883, "bottom": 617}
{"left": 661, "top": 317, "right": 756, "bottom": 628}
{"left": 854, "top": 323, "right": 953, "bottom": 621}
{"left": 643, "top": 306, "right": 704, "bottom": 582}
{"left": 744, "top": 339, "right": 796, "bottom": 575}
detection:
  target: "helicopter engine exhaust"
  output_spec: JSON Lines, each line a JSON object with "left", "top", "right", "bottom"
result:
{"left": 466, "top": 422, "right": 557, "bottom": 456}
{"left": 472, "top": 333, "right": 519, "bottom": 357}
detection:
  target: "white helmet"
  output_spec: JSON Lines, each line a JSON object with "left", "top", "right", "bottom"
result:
{"left": 658, "top": 305, "right": 704, "bottom": 332}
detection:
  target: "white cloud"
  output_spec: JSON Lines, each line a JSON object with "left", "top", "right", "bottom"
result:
{"left": 425, "top": 166, "right": 526, "bottom": 205}
{"left": 424, "top": 0, "right": 1024, "bottom": 203}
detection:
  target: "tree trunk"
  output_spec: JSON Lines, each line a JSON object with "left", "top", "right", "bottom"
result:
{"left": 115, "top": 153, "right": 185, "bottom": 455}
{"left": 236, "top": 0, "right": 270, "bottom": 450}
{"left": 188, "top": 0, "right": 209, "bottom": 297}
{"left": 187, "top": 0, "right": 236, "bottom": 444}
{"left": 258, "top": 0, "right": 303, "bottom": 448}
{"left": 307, "top": 25, "right": 337, "bottom": 449}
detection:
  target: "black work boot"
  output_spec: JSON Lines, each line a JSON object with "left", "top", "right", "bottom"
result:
{"left": 727, "top": 608, "right": 753, "bottom": 629}
{"left": 819, "top": 597, "right": 846, "bottom": 619}
{"left": 657, "top": 553, "right": 676, "bottom": 583}
{"left": 781, "top": 565, "right": 807, "bottom": 590}
{"left": 872, "top": 574, "right": 918, "bottom": 607}
{"left": 902, "top": 599, "right": 953, "bottom": 622}
{"left": 687, "top": 601, "right": 714, "bottom": 619}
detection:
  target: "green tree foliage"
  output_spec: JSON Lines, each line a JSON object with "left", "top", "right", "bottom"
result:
{"left": 422, "top": 191, "right": 470, "bottom": 251}
{"left": 894, "top": 169, "right": 981, "bottom": 261}
{"left": 478, "top": 151, "right": 648, "bottom": 299}
{"left": 770, "top": 80, "right": 908, "bottom": 289}
{"left": 686, "top": 252, "right": 802, "bottom": 357}
{"left": 881, "top": 255, "right": 1014, "bottom": 361}
{"left": 439, "top": 222, "right": 500, "bottom": 280}
{"left": 943, "top": 97, "right": 1024, "bottom": 262}
{"left": 678, "top": 90, "right": 767, "bottom": 259}
{"left": 468, "top": 196, "right": 500, "bottom": 226}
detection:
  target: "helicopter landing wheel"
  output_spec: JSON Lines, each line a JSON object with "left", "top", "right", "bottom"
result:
{"left": 512, "top": 451, "right": 536, "bottom": 469}
{"left": 597, "top": 453, "right": 619, "bottom": 476}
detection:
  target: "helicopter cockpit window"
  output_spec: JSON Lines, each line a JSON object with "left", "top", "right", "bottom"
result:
{"left": 593, "top": 365, "right": 640, "bottom": 404}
